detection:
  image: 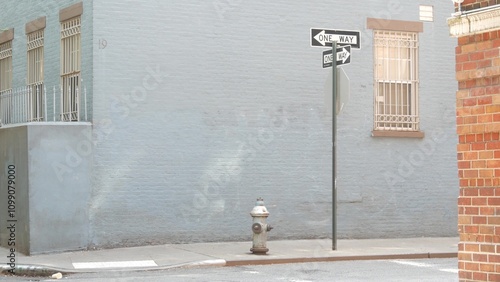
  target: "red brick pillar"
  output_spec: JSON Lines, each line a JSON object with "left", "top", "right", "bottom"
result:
{"left": 456, "top": 28, "right": 500, "bottom": 281}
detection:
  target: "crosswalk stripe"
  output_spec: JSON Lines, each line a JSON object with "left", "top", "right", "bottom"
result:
{"left": 72, "top": 260, "right": 158, "bottom": 269}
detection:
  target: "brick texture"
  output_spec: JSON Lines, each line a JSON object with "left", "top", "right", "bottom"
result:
{"left": 455, "top": 0, "right": 500, "bottom": 12}
{"left": 0, "top": 0, "right": 460, "bottom": 251}
{"left": 455, "top": 2, "right": 500, "bottom": 280}
{"left": 87, "top": 0, "right": 459, "bottom": 247}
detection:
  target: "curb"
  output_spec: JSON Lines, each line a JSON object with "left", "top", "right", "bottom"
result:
{"left": 0, "top": 264, "right": 70, "bottom": 277}
{"left": 225, "top": 252, "right": 458, "bottom": 267}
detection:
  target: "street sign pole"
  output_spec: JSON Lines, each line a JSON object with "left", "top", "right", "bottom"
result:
{"left": 332, "top": 41, "right": 337, "bottom": 251}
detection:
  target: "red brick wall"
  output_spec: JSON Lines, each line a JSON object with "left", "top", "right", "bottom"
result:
{"left": 456, "top": 0, "right": 500, "bottom": 12}
{"left": 456, "top": 25, "right": 500, "bottom": 281}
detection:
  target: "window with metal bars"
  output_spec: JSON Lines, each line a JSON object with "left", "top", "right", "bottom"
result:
{"left": 373, "top": 30, "right": 419, "bottom": 131}
{"left": 27, "top": 30, "right": 44, "bottom": 121}
{"left": 60, "top": 16, "right": 81, "bottom": 122}
{"left": 0, "top": 41, "right": 13, "bottom": 124}
{"left": 0, "top": 41, "right": 12, "bottom": 93}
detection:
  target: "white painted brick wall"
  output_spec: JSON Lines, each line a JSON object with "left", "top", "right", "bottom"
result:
{"left": 1, "top": 0, "right": 459, "bottom": 249}
{"left": 0, "top": 0, "right": 93, "bottom": 121}
{"left": 89, "top": 0, "right": 458, "bottom": 247}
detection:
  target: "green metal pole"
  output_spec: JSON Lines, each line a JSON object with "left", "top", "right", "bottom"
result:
{"left": 332, "top": 41, "right": 337, "bottom": 251}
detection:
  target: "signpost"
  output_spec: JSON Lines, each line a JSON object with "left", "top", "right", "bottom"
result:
{"left": 311, "top": 28, "right": 361, "bottom": 49}
{"left": 325, "top": 41, "right": 353, "bottom": 251}
{"left": 311, "top": 27, "right": 358, "bottom": 251}
{"left": 331, "top": 41, "right": 338, "bottom": 251}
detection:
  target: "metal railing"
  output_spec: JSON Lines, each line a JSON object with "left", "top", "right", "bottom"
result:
{"left": 0, "top": 85, "right": 87, "bottom": 125}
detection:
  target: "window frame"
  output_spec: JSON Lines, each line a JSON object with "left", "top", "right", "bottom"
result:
{"left": 60, "top": 15, "right": 81, "bottom": 122}
{"left": 27, "top": 29, "right": 45, "bottom": 122}
{"left": 0, "top": 40, "right": 12, "bottom": 93}
{"left": 0, "top": 36, "right": 13, "bottom": 125}
{"left": 373, "top": 30, "right": 419, "bottom": 132}
{"left": 366, "top": 18, "right": 424, "bottom": 138}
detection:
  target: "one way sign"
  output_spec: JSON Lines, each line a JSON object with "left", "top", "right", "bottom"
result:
{"left": 323, "top": 46, "right": 351, "bottom": 68}
{"left": 311, "top": 28, "right": 360, "bottom": 49}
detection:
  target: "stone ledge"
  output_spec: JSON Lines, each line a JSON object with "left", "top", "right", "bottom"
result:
{"left": 0, "top": 28, "right": 14, "bottom": 44}
{"left": 371, "top": 130, "right": 425, "bottom": 138}
{"left": 448, "top": 6, "right": 500, "bottom": 37}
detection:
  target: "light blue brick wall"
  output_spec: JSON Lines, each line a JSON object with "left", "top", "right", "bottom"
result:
{"left": 89, "top": 0, "right": 458, "bottom": 248}
{"left": 0, "top": 0, "right": 93, "bottom": 121}
{"left": 335, "top": 1, "right": 459, "bottom": 238}
{"left": 0, "top": 0, "right": 94, "bottom": 253}
{"left": 2, "top": 0, "right": 459, "bottom": 250}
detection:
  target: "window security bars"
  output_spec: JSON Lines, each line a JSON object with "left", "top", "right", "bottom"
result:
{"left": 27, "top": 30, "right": 45, "bottom": 121}
{"left": 373, "top": 31, "right": 419, "bottom": 131}
{"left": 0, "top": 41, "right": 13, "bottom": 93}
{"left": 0, "top": 85, "right": 87, "bottom": 125}
{"left": 60, "top": 16, "right": 81, "bottom": 122}
{"left": 0, "top": 41, "right": 13, "bottom": 124}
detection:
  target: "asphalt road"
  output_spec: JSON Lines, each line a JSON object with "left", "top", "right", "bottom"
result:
{"left": 1, "top": 258, "right": 458, "bottom": 282}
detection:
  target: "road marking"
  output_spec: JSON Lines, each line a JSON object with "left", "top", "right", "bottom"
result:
{"left": 390, "top": 260, "right": 433, "bottom": 268}
{"left": 72, "top": 260, "right": 158, "bottom": 269}
{"left": 390, "top": 260, "right": 458, "bottom": 274}
{"left": 439, "top": 268, "right": 459, "bottom": 273}
{"left": 185, "top": 259, "right": 226, "bottom": 267}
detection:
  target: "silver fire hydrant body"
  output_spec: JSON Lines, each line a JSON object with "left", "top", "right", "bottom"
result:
{"left": 250, "top": 198, "right": 272, "bottom": 254}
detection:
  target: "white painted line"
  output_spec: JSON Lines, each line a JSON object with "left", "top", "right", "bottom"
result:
{"left": 440, "top": 268, "right": 459, "bottom": 273}
{"left": 186, "top": 259, "right": 226, "bottom": 267}
{"left": 391, "top": 260, "right": 458, "bottom": 274}
{"left": 390, "top": 260, "right": 433, "bottom": 268}
{"left": 72, "top": 260, "right": 158, "bottom": 269}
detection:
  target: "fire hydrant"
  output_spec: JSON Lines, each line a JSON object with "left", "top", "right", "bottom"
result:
{"left": 250, "top": 197, "right": 273, "bottom": 254}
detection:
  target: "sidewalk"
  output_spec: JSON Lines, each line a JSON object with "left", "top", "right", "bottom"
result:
{"left": 0, "top": 237, "right": 458, "bottom": 276}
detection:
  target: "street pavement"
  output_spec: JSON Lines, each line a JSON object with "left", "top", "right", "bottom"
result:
{"left": 37, "top": 258, "right": 459, "bottom": 281}
{"left": 0, "top": 237, "right": 458, "bottom": 277}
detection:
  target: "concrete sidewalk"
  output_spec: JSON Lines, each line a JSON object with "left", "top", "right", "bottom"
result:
{"left": 0, "top": 237, "right": 458, "bottom": 276}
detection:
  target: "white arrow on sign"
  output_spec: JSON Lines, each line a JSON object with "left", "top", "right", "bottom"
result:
{"left": 336, "top": 47, "right": 350, "bottom": 64}
{"left": 313, "top": 30, "right": 359, "bottom": 47}
{"left": 323, "top": 45, "right": 351, "bottom": 68}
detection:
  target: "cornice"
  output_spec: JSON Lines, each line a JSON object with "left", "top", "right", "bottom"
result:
{"left": 448, "top": 6, "right": 500, "bottom": 37}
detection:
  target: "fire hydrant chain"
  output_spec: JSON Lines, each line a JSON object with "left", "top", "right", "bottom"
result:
{"left": 250, "top": 197, "right": 272, "bottom": 254}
